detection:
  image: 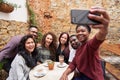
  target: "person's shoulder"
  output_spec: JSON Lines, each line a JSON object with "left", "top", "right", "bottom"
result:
{"left": 37, "top": 46, "right": 42, "bottom": 49}
{"left": 12, "top": 35, "right": 24, "bottom": 38}
{"left": 37, "top": 46, "right": 43, "bottom": 51}
{"left": 14, "top": 54, "right": 24, "bottom": 60}
{"left": 9, "top": 35, "right": 24, "bottom": 44}
{"left": 11, "top": 35, "right": 24, "bottom": 40}
{"left": 14, "top": 54, "right": 25, "bottom": 63}
{"left": 11, "top": 54, "right": 19, "bottom": 62}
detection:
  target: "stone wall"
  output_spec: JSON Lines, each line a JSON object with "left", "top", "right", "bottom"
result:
{"left": 0, "top": 20, "right": 28, "bottom": 49}
{"left": 0, "top": 0, "right": 120, "bottom": 49}
{"left": 28, "top": 0, "right": 120, "bottom": 42}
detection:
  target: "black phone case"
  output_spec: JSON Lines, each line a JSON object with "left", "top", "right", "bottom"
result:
{"left": 71, "top": 10, "right": 100, "bottom": 25}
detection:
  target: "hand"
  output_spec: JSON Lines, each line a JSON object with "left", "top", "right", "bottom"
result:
{"left": 88, "top": 6, "right": 110, "bottom": 29}
{"left": 37, "top": 61, "right": 41, "bottom": 65}
{"left": 59, "top": 73, "right": 68, "bottom": 80}
{"left": 88, "top": 6, "right": 110, "bottom": 40}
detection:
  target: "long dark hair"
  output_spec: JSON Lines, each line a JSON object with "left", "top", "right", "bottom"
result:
{"left": 18, "top": 35, "right": 38, "bottom": 69}
{"left": 59, "top": 32, "right": 69, "bottom": 47}
{"left": 41, "top": 32, "right": 57, "bottom": 60}
{"left": 56, "top": 32, "right": 70, "bottom": 63}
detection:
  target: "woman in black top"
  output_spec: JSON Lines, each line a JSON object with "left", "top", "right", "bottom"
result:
{"left": 56, "top": 32, "right": 70, "bottom": 63}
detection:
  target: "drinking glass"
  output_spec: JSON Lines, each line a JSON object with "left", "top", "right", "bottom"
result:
{"left": 59, "top": 54, "right": 64, "bottom": 65}
{"left": 47, "top": 60, "right": 54, "bottom": 70}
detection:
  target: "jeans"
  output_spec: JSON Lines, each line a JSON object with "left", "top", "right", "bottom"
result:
{"left": 72, "top": 73, "right": 91, "bottom": 80}
{"left": 101, "top": 60, "right": 106, "bottom": 79}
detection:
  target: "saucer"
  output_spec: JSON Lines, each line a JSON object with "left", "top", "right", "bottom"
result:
{"left": 57, "top": 63, "right": 67, "bottom": 68}
{"left": 33, "top": 69, "right": 47, "bottom": 77}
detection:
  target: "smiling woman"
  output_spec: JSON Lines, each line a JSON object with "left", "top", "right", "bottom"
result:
{"left": 37, "top": 32, "right": 57, "bottom": 63}
{"left": 7, "top": 35, "right": 38, "bottom": 80}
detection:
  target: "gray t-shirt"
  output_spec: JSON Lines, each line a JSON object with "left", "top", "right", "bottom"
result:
{"left": 37, "top": 46, "right": 51, "bottom": 63}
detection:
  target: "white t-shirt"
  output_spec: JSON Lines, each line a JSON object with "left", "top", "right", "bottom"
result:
{"left": 68, "top": 48, "right": 76, "bottom": 62}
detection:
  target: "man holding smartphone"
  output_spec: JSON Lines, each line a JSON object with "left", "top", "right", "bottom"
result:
{"left": 0, "top": 26, "right": 38, "bottom": 73}
{"left": 60, "top": 6, "right": 110, "bottom": 80}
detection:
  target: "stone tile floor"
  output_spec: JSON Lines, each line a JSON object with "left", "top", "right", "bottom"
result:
{"left": 105, "top": 70, "right": 117, "bottom": 80}
{"left": 101, "top": 52, "right": 120, "bottom": 80}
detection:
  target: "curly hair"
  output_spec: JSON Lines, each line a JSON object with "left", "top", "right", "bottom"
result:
{"left": 18, "top": 35, "right": 38, "bottom": 69}
{"left": 41, "top": 32, "right": 57, "bottom": 60}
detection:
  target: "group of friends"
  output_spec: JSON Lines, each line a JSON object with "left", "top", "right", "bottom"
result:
{"left": 0, "top": 6, "right": 110, "bottom": 80}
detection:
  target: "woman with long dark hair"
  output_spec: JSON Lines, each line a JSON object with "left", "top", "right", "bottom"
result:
{"left": 7, "top": 35, "right": 38, "bottom": 80}
{"left": 56, "top": 32, "right": 70, "bottom": 63}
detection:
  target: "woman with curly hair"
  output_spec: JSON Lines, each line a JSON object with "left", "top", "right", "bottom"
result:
{"left": 7, "top": 35, "right": 38, "bottom": 80}
{"left": 37, "top": 32, "right": 57, "bottom": 63}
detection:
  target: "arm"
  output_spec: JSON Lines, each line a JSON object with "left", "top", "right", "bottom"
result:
{"left": 88, "top": 7, "right": 110, "bottom": 41}
{"left": 0, "top": 35, "right": 23, "bottom": 61}
{"left": 60, "top": 49, "right": 77, "bottom": 80}
{"left": 16, "top": 63, "right": 27, "bottom": 80}
{"left": 59, "top": 67, "right": 72, "bottom": 80}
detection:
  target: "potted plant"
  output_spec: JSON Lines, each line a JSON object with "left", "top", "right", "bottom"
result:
{"left": 0, "top": 0, "right": 20, "bottom": 13}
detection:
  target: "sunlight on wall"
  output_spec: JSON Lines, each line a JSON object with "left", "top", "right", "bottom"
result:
{"left": 0, "top": 0, "right": 27, "bottom": 22}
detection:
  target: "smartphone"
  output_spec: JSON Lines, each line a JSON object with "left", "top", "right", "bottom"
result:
{"left": 71, "top": 10, "right": 101, "bottom": 25}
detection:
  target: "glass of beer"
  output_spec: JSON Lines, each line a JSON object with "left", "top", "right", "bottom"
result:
{"left": 59, "top": 54, "right": 64, "bottom": 65}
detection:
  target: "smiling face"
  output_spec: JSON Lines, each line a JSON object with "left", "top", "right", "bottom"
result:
{"left": 29, "top": 27, "right": 38, "bottom": 39}
{"left": 76, "top": 25, "right": 90, "bottom": 43}
{"left": 45, "top": 34, "right": 53, "bottom": 48}
{"left": 60, "top": 33, "right": 68, "bottom": 45}
{"left": 70, "top": 35, "right": 80, "bottom": 49}
{"left": 25, "top": 38, "right": 35, "bottom": 53}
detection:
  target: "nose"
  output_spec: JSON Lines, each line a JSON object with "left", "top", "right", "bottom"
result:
{"left": 63, "top": 38, "right": 67, "bottom": 42}
{"left": 76, "top": 31, "right": 83, "bottom": 37}
{"left": 77, "top": 31, "right": 83, "bottom": 34}
{"left": 29, "top": 42, "right": 34, "bottom": 47}
{"left": 48, "top": 39, "right": 52, "bottom": 43}
{"left": 33, "top": 33, "right": 38, "bottom": 37}
{"left": 71, "top": 41, "right": 75, "bottom": 45}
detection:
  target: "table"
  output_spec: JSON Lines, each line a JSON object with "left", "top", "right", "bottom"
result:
{"left": 29, "top": 62, "right": 74, "bottom": 80}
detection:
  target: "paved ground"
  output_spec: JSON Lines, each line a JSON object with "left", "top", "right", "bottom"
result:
{"left": 105, "top": 70, "right": 117, "bottom": 80}
{"left": 101, "top": 51, "right": 120, "bottom": 80}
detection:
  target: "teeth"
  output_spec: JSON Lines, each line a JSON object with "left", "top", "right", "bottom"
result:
{"left": 29, "top": 47, "right": 34, "bottom": 49}
{"left": 79, "top": 35, "right": 83, "bottom": 38}
{"left": 78, "top": 35, "right": 84, "bottom": 40}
